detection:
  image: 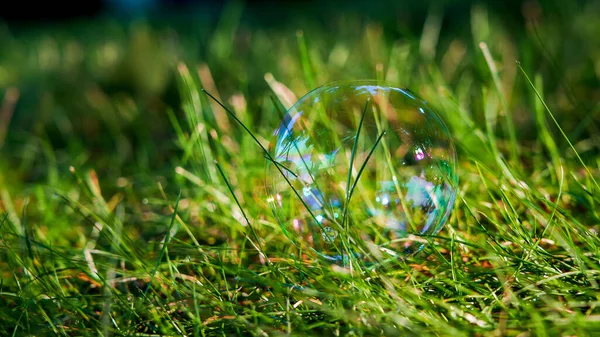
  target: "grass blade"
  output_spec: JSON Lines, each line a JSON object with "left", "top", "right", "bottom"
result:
{"left": 342, "top": 99, "right": 369, "bottom": 231}
{"left": 202, "top": 89, "right": 341, "bottom": 256}
{"left": 144, "top": 192, "right": 181, "bottom": 296}
{"left": 480, "top": 42, "right": 519, "bottom": 164}
{"left": 214, "top": 160, "right": 268, "bottom": 263}
{"left": 518, "top": 63, "right": 600, "bottom": 192}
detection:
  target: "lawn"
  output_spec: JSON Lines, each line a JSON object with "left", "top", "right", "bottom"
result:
{"left": 1, "top": 0, "right": 600, "bottom": 335}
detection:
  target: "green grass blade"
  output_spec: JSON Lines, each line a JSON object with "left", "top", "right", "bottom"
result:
{"left": 518, "top": 63, "right": 600, "bottom": 192}
{"left": 214, "top": 160, "right": 268, "bottom": 263}
{"left": 347, "top": 131, "right": 386, "bottom": 211}
{"left": 480, "top": 42, "right": 519, "bottom": 164}
{"left": 342, "top": 99, "right": 369, "bottom": 232}
{"left": 296, "top": 30, "right": 315, "bottom": 89}
{"left": 202, "top": 89, "right": 341, "bottom": 256}
{"left": 144, "top": 192, "right": 181, "bottom": 296}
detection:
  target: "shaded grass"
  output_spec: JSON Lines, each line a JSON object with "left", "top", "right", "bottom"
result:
{"left": 1, "top": 0, "right": 600, "bottom": 336}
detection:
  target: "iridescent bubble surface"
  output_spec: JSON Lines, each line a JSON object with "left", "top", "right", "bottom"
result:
{"left": 266, "top": 81, "right": 457, "bottom": 261}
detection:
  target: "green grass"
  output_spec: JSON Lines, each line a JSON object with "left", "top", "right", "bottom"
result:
{"left": 1, "top": 0, "right": 600, "bottom": 335}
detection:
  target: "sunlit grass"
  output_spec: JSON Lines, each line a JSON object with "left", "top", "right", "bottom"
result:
{"left": 1, "top": 1, "right": 600, "bottom": 335}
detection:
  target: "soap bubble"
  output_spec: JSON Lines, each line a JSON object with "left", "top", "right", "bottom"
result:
{"left": 266, "top": 81, "right": 457, "bottom": 262}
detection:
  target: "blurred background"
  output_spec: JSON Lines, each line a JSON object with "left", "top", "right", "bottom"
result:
{"left": 2, "top": 2, "right": 600, "bottom": 334}
{"left": 1, "top": 0, "right": 530, "bottom": 23}
{"left": 0, "top": 0, "right": 598, "bottom": 188}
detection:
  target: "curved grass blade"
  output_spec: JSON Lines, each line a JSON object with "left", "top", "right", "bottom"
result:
{"left": 202, "top": 89, "right": 342, "bottom": 256}
{"left": 518, "top": 63, "right": 600, "bottom": 191}
{"left": 214, "top": 160, "right": 268, "bottom": 263}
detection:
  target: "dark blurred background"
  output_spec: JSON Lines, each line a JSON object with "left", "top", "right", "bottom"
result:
{"left": 1, "top": 0, "right": 530, "bottom": 28}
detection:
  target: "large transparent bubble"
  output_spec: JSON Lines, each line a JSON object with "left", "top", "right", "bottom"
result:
{"left": 266, "top": 81, "right": 457, "bottom": 262}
